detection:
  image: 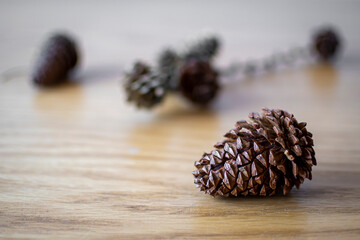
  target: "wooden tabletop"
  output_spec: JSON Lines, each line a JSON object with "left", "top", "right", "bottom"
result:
{"left": 1, "top": 1, "right": 360, "bottom": 239}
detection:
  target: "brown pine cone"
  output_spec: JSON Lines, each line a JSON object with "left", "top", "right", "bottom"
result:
{"left": 313, "top": 28, "right": 341, "bottom": 61}
{"left": 179, "top": 59, "right": 219, "bottom": 106}
{"left": 193, "top": 108, "right": 316, "bottom": 197}
{"left": 32, "top": 33, "right": 79, "bottom": 86}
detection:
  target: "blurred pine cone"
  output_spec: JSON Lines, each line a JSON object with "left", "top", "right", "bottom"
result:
{"left": 157, "top": 48, "right": 180, "bottom": 90}
{"left": 179, "top": 59, "right": 219, "bottom": 106}
{"left": 193, "top": 108, "right": 316, "bottom": 197}
{"left": 313, "top": 28, "right": 341, "bottom": 61}
{"left": 124, "top": 62, "right": 166, "bottom": 108}
{"left": 183, "top": 35, "right": 220, "bottom": 61}
{"left": 32, "top": 33, "right": 79, "bottom": 86}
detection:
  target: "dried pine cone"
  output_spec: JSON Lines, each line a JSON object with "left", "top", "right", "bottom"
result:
{"left": 124, "top": 62, "right": 166, "bottom": 108}
{"left": 32, "top": 33, "right": 79, "bottom": 86}
{"left": 179, "top": 59, "right": 219, "bottom": 106}
{"left": 193, "top": 108, "right": 316, "bottom": 197}
{"left": 157, "top": 48, "right": 180, "bottom": 90}
{"left": 183, "top": 35, "right": 220, "bottom": 61}
{"left": 313, "top": 27, "right": 341, "bottom": 61}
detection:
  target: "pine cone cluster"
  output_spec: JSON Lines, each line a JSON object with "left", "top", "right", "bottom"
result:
{"left": 32, "top": 33, "right": 79, "bottom": 86}
{"left": 193, "top": 108, "right": 316, "bottom": 197}
{"left": 313, "top": 27, "right": 341, "bottom": 61}
{"left": 124, "top": 35, "right": 221, "bottom": 108}
{"left": 179, "top": 60, "right": 219, "bottom": 106}
{"left": 124, "top": 62, "right": 166, "bottom": 108}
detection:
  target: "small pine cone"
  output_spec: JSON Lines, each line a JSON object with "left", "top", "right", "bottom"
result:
{"left": 193, "top": 108, "right": 316, "bottom": 197}
{"left": 313, "top": 27, "right": 341, "bottom": 61}
{"left": 184, "top": 35, "right": 220, "bottom": 61}
{"left": 32, "top": 33, "right": 79, "bottom": 86}
{"left": 157, "top": 48, "right": 180, "bottom": 90}
{"left": 179, "top": 59, "right": 219, "bottom": 106}
{"left": 124, "top": 62, "right": 166, "bottom": 108}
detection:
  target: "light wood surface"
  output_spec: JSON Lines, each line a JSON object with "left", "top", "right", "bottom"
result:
{"left": 1, "top": 1, "right": 360, "bottom": 239}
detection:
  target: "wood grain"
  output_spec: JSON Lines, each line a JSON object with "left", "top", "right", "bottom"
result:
{"left": 1, "top": 1, "right": 360, "bottom": 239}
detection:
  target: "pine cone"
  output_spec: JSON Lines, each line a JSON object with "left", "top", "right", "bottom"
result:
{"left": 32, "top": 33, "right": 79, "bottom": 86}
{"left": 313, "top": 28, "right": 340, "bottom": 61}
{"left": 157, "top": 48, "right": 180, "bottom": 90}
{"left": 193, "top": 108, "right": 316, "bottom": 197}
{"left": 184, "top": 35, "right": 220, "bottom": 61}
{"left": 179, "top": 59, "right": 219, "bottom": 106}
{"left": 124, "top": 62, "right": 166, "bottom": 108}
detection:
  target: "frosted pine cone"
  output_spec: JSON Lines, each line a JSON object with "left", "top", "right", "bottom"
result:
{"left": 32, "top": 33, "right": 79, "bottom": 86}
{"left": 179, "top": 59, "right": 219, "bottom": 106}
{"left": 193, "top": 108, "right": 316, "bottom": 197}
{"left": 183, "top": 35, "right": 220, "bottom": 61}
{"left": 157, "top": 48, "right": 180, "bottom": 90}
{"left": 124, "top": 62, "right": 166, "bottom": 109}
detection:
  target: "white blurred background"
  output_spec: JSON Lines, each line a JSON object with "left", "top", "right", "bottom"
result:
{"left": 1, "top": 0, "right": 359, "bottom": 74}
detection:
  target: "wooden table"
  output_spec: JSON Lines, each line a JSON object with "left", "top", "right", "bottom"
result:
{"left": 1, "top": 1, "right": 360, "bottom": 239}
